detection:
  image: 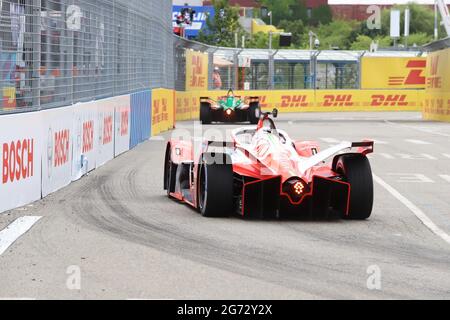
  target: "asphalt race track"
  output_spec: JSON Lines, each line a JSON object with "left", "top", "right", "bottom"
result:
{"left": 0, "top": 112, "right": 450, "bottom": 299}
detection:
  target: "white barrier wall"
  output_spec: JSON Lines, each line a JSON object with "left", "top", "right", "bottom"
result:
{"left": 72, "top": 101, "right": 99, "bottom": 181}
{"left": 41, "top": 106, "right": 74, "bottom": 197}
{"left": 97, "top": 98, "right": 115, "bottom": 168}
{"left": 114, "top": 95, "right": 131, "bottom": 157}
{"left": 0, "top": 92, "right": 143, "bottom": 214}
{"left": 0, "top": 112, "right": 43, "bottom": 213}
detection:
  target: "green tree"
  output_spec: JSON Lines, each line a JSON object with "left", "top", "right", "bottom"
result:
{"left": 312, "top": 20, "right": 359, "bottom": 50}
{"left": 404, "top": 32, "right": 433, "bottom": 46}
{"left": 197, "top": 0, "right": 244, "bottom": 47}
{"left": 380, "top": 3, "right": 435, "bottom": 37}
{"left": 350, "top": 35, "right": 392, "bottom": 50}
{"left": 310, "top": 5, "right": 333, "bottom": 26}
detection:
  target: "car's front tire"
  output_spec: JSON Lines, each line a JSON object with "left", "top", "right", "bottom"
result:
{"left": 198, "top": 153, "right": 234, "bottom": 217}
{"left": 334, "top": 153, "right": 374, "bottom": 220}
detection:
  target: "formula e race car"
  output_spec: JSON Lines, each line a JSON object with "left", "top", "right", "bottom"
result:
{"left": 164, "top": 110, "right": 375, "bottom": 220}
{"left": 200, "top": 89, "right": 261, "bottom": 125}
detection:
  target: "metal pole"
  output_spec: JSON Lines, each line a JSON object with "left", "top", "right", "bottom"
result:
{"left": 31, "top": 0, "right": 41, "bottom": 109}
{"left": 268, "top": 32, "right": 273, "bottom": 89}
{"left": 435, "top": 0, "right": 439, "bottom": 40}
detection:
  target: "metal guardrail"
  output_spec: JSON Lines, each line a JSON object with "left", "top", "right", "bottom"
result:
{"left": 0, "top": 0, "right": 174, "bottom": 114}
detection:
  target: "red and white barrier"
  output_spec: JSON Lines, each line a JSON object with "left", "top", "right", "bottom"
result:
{"left": 114, "top": 95, "right": 131, "bottom": 157}
{"left": 72, "top": 101, "right": 99, "bottom": 181}
{"left": 41, "top": 106, "right": 74, "bottom": 197}
{"left": 0, "top": 112, "right": 43, "bottom": 213}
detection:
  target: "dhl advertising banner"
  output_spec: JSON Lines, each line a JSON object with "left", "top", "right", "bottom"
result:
{"left": 315, "top": 90, "right": 421, "bottom": 112}
{"left": 361, "top": 57, "right": 427, "bottom": 89}
{"left": 0, "top": 111, "right": 42, "bottom": 213}
{"left": 175, "top": 89, "right": 422, "bottom": 120}
{"left": 152, "top": 88, "right": 175, "bottom": 136}
{"left": 41, "top": 106, "right": 74, "bottom": 198}
{"left": 423, "top": 47, "right": 450, "bottom": 122}
{"left": 186, "top": 50, "right": 209, "bottom": 91}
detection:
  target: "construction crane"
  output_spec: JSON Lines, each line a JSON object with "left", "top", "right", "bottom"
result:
{"left": 436, "top": 0, "right": 450, "bottom": 38}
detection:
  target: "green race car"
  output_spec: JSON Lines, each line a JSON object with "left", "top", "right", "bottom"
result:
{"left": 200, "top": 89, "right": 261, "bottom": 125}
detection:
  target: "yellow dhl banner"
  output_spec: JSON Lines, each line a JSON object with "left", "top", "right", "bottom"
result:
{"left": 361, "top": 57, "right": 427, "bottom": 89}
{"left": 426, "top": 48, "right": 450, "bottom": 93}
{"left": 185, "top": 50, "right": 209, "bottom": 91}
{"left": 175, "top": 89, "right": 423, "bottom": 121}
{"left": 315, "top": 90, "right": 421, "bottom": 112}
{"left": 422, "top": 92, "right": 450, "bottom": 122}
{"left": 152, "top": 88, "right": 175, "bottom": 136}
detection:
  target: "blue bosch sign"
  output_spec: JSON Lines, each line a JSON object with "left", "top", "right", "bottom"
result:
{"left": 172, "top": 6, "right": 215, "bottom": 38}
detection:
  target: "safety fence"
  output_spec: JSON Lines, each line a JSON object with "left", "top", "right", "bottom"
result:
{"left": 0, "top": 0, "right": 174, "bottom": 114}
{"left": 175, "top": 36, "right": 426, "bottom": 92}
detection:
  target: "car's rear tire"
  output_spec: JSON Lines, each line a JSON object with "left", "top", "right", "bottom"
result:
{"left": 200, "top": 102, "right": 212, "bottom": 125}
{"left": 334, "top": 153, "right": 374, "bottom": 220}
{"left": 198, "top": 153, "right": 234, "bottom": 217}
{"left": 248, "top": 102, "right": 261, "bottom": 125}
{"left": 164, "top": 144, "right": 177, "bottom": 197}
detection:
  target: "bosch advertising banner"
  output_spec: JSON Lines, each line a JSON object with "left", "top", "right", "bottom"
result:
{"left": 172, "top": 6, "right": 214, "bottom": 38}
{"left": 423, "top": 48, "right": 450, "bottom": 122}
{"left": 0, "top": 112, "right": 42, "bottom": 213}
{"left": 186, "top": 50, "right": 209, "bottom": 91}
{"left": 114, "top": 95, "right": 131, "bottom": 157}
{"left": 96, "top": 98, "right": 115, "bottom": 168}
{"left": 361, "top": 57, "right": 427, "bottom": 89}
{"left": 41, "top": 106, "right": 74, "bottom": 197}
{"left": 72, "top": 101, "right": 98, "bottom": 181}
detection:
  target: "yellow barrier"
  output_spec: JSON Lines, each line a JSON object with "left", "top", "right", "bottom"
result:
{"left": 152, "top": 88, "right": 175, "bottom": 136}
{"left": 175, "top": 89, "right": 423, "bottom": 121}
{"left": 422, "top": 47, "right": 450, "bottom": 122}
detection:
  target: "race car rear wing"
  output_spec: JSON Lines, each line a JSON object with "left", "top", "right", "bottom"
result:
{"left": 298, "top": 140, "right": 374, "bottom": 174}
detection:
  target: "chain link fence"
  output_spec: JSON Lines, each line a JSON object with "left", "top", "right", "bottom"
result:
{"left": 174, "top": 36, "right": 425, "bottom": 92}
{"left": 0, "top": 0, "right": 174, "bottom": 114}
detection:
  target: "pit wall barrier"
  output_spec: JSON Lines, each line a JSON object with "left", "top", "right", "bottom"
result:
{"left": 175, "top": 89, "right": 423, "bottom": 120}
{"left": 422, "top": 47, "right": 450, "bottom": 122}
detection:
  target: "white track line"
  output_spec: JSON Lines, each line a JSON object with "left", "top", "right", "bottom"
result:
{"left": 373, "top": 174, "right": 450, "bottom": 245}
{"left": 0, "top": 216, "right": 42, "bottom": 256}
{"left": 385, "top": 120, "right": 450, "bottom": 138}
{"left": 320, "top": 138, "right": 340, "bottom": 144}
{"left": 405, "top": 139, "right": 432, "bottom": 145}
{"left": 440, "top": 175, "right": 450, "bottom": 183}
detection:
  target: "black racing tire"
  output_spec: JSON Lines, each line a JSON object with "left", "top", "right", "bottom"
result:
{"left": 200, "top": 102, "right": 212, "bottom": 125}
{"left": 334, "top": 153, "right": 374, "bottom": 220}
{"left": 248, "top": 102, "right": 261, "bottom": 125}
{"left": 164, "top": 143, "right": 177, "bottom": 197}
{"left": 197, "top": 153, "right": 234, "bottom": 218}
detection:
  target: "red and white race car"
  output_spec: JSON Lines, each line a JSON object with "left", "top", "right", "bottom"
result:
{"left": 164, "top": 110, "right": 374, "bottom": 220}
